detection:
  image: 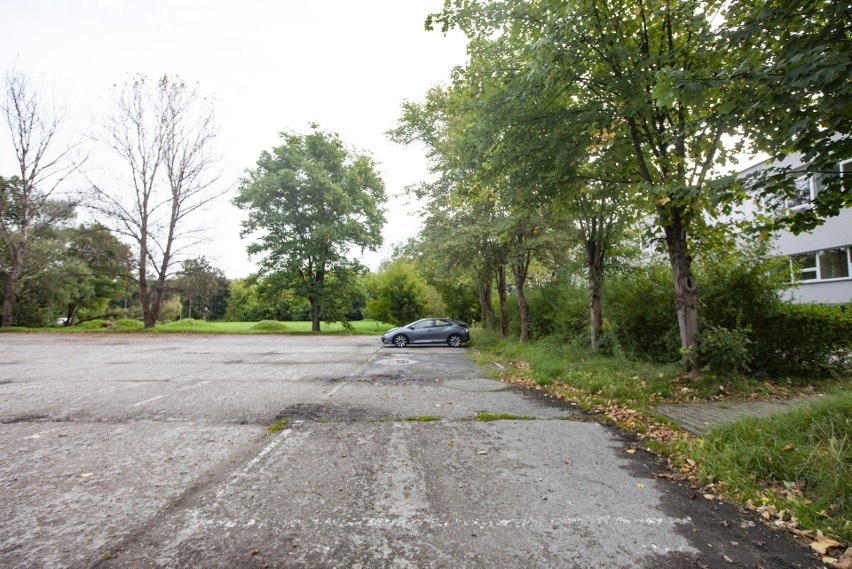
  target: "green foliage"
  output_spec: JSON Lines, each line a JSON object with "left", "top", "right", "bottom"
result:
{"left": 689, "top": 392, "right": 852, "bottom": 544}
{"left": 250, "top": 320, "right": 288, "bottom": 332}
{"left": 751, "top": 303, "right": 852, "bottom": 377}
{"left": 170, "top": 257, "right": 229, "bottom": 320}
{"left": 469, "top": 412, "right": 535, "bottom": 422}
{"left": 696, "top": 326, "right": 753, "bottom": 375}
{"left": 604, "top": 263, "right": 681, "bottom": 363}
{"left": 721, "top": 0, "right": 851, "bottom": 234}
{"left": 233, "top": 124, "right": 387, "bottom": 331}
{"left": 519, "top": 276, "right": 589, "bottom": 342}
{"left": 366, "top": 259, "right": 427, "bottom": 325}
{"left": 696, "top": 244, "right": 788, "bottom": 332}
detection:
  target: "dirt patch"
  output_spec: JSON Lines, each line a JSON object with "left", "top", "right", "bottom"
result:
{"left": 274, "top": 403, "right": 379, "bottom": 423}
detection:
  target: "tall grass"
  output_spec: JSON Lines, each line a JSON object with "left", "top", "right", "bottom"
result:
{"left": 688, "top": 392, "right": 852, "bottom": 543}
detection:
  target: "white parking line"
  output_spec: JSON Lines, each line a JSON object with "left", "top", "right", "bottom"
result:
{"left": 130, "top": 395, "right": 166, "bottom": 407}
{"left": 130, "top": 381, "right": 210, "bottom": 407}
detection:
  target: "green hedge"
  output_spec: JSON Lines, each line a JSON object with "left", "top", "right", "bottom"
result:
{"left": 751, "top": 303, "right": 852, "bottom": 377}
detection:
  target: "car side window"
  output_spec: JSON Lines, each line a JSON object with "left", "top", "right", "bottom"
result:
{"left": 412, "top": 320, "right": 432, "bottom": 329}
{"left": 435, "top": 319, "right": 450, "bottom": 327}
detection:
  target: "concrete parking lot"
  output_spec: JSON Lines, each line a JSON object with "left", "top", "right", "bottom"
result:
{"left": 0, "top": 334, "right": 820, "bottom": 568}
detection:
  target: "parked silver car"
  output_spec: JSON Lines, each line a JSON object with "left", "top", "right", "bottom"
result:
{"left": 381, "top": 318, "right": 470, "bottom": 348}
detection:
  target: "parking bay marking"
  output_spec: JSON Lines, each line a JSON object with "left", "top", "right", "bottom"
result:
{"left": 130, "top": 381, "right": 210, "bottom": 407}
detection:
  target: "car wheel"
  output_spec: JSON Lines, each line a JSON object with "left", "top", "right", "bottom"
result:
{"left": 393, "top": 334, "right": 408, "bottom": 348}
{"left": 447, "top": 334, "right": 463, "bottom": 348}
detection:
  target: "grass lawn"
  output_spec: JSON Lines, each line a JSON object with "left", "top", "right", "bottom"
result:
{"left": 472, "top": 330, "right": 852, "bottom": 547}
{"left": 3, "top": 318, "right": 395, "bottom": 335}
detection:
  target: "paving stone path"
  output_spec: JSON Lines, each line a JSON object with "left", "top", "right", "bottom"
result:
{"left": 654, "top": 397, "right": 819, "bottom": 434}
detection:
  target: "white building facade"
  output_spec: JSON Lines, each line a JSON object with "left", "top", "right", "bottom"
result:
{"left": 739, "top": 155, "right": 852, "bottom": 304}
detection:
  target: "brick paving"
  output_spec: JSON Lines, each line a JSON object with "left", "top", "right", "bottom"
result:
{"left": 653, "top": 397, "right": 819, "bottom": 434}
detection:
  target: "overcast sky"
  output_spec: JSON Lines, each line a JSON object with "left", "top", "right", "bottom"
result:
{"left": 0, "top": 0, "right": 468, "bottom": 278}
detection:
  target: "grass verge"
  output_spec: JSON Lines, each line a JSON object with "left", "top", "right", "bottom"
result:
{"left": 467, "top": 412, "right": 535, "bottom": 421}
{"left": 688, "top": 393, "right": 852, "bottom": 545}
{"left": 472, "top": 330, "right": 852, "bottom": 548}
{"left": 9, "top": 319, "right": 394, "bottom": 335}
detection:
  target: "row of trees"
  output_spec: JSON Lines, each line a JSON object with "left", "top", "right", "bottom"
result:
{"left": 387, "top": 0, "right": 850, "bottom": 371}
{"left": 1, "top": 69, "right": 226, "bottom": 328}
{"left": 2, "top": 67, "right": 391, "bottom": 331}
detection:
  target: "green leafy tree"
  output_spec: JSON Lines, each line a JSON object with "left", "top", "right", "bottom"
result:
{"left": 429, "top": 0, "right": 753, "bottom": 368}
{"left": 59, "top": 223, "right": 134, "bottom": 324}
{"left": 367, "top": 259, "right": 427, "bottom": 325}
{"left": 171, "top": 257, "right": 228, "bottom": 320}
{"left": 234, "top": 125, "right": 386, "bottom": 331}
{"left": 720, "top": 0, "right": 851, "bottom": 233}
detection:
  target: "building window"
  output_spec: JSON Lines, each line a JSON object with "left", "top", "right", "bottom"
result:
{"left": 793, "top": 252, "right": 819, "bottom": 281}
{"left": 787, "top": 171, "right": 828, "bottom": 210}
{"left": 791, "top": 247, "right": 852, "bottom": 282}
{"left": 821, "top": 248, "right": 851, "bottom": 279}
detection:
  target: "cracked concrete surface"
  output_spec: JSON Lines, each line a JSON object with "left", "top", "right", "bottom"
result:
{"left": 0, "top": 334, "right": 821, "bottom": 568}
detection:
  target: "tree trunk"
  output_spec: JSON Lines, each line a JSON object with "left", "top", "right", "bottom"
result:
{"left": 497, "top": 265, "right": 508, "bottom": 337}
{"left": 478, "top": 279, "right": 495, "bottom": 330}
{"left": 512, "top": 266, "right": 529, "bottom": 343}
{"left": 310, "top": 268, "right": 325, "bottom": 332}
{"left": 661, "top": 206, "right": 699, "bottom": 372}
{"left": 311, "top": 300, "right": 321, "bottom": 332}
{"left": 1, "top": 240, "right": 25, "bottom": 327}
{"left": 1, "top": 267, "right": 21, "bottom": 326}
{"left": 587, "top": 238, "right": 604, "bottom": 352}
{"left": 139, "top": 262, "right": 156, "bottom": 328}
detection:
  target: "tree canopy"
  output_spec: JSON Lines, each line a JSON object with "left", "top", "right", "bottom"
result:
{"left": 234, "top": 124, "right": 387, "bottom": 331}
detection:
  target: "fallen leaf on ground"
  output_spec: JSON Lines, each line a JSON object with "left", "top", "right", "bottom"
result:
{"left": 810, "top": 535, "right": 841, "bottom": 555}
{"left": 834, "top": 547, "right": 852, "bottom": 569}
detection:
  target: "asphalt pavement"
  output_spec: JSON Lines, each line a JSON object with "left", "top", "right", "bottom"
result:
{"left": 0, "top": 334, "right": 822, "bottom": 568}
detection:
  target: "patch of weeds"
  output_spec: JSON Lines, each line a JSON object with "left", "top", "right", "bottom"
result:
{"left": 404, "top": 416, "right": 442, "bottom": 422}
{"left": 469, "top": 412, "right": 535, "bottom": 422}
{"left": 250, "top": 320, "right": 288, "bottom": 332}
{"left": 687, "top": 391, "right": 852, "bottom": 544}
{"left": 268, "top": 420, "right": 288, "bottom": 432}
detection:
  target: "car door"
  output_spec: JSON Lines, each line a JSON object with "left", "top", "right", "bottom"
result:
{"left": 407, "top": 319, "right": 434, "bottom": 344}
{"left": 431, "top": 318, "right": 453, "bottom": 343}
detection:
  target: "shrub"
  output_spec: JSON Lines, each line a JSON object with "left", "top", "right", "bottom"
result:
{"left": 521, "top": 277, "right": 588, "bottom": 341}
{"left": 697, "top": 325, "right": 753, "bottom": 374}
{"left": 249, "top": 320, "right": 288, "bottom": 332}
{"left": 697, "top": 244, "right": 787, "bottom": 334}
{"left": 76, "top": 319, "right": 112, "bottom": 329}
{"left": 604, "top": 262, "right": 681, "bottom": 362}
{"left": 751, "top": 303, "right": 852, "bottom": 377}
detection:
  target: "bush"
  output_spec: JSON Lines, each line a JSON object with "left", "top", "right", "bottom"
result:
{"left": 604, "top": 263, "right": 681, "bottom": 362}
{"left": 520, "top": 277, "right": 588, "bottom": 341}
{"left": 697, "top": 325, "right": 753, "bottom": 374}
{"left": 249, "top": 320, "right": 288, "bottom": 332}
{"left": 751, "top": 303, "right": 852, "bottom": 377}
{"left": 76, "top": 319, "right": 112, "bottom": 329}
{"left": 697, "top": 244, "right": 788, "bottom": 333}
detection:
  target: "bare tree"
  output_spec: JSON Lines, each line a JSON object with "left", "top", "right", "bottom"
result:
{"left": 90, "top": 74, "right": 223, "bottom": 327}
{"left": 1, "top": 67, "right": 80, "bottom": 326}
